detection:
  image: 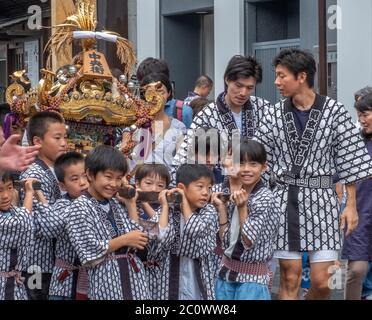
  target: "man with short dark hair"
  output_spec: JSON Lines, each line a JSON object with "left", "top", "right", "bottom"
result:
{"left": 174, "top": 55, "right": 272, "bottom": 167}
{"left": 255, "top": 48, "right": 372, "bottom": 300}
{"left": 184, "top": 75, "right": 214, "bottom": 105}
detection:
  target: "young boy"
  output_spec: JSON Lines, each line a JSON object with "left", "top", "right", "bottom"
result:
{"left": 32, "top": 152, "right": 89, "bottom": 300}
{"left": 134, "top": 163, "right": 170, "bottom": 220}
{"left": 65, "top": 145, "right": 150, "bottom": 300}
{"left": 20, "top": 111, "right": 67, "bottom": 300}
{"left": 125, "top": 164, "right": 174, "bottom": 300}
{"left": 212, "top": 139, "right": 280, "bottom": 300}
{"left": 154, "top": 164, "right": 218, "bottom": 300}
{"left": 0, "top": 172, "right": 37, "bottom": 300}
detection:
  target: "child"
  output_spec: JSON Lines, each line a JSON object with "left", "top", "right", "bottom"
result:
{"left": 65, "top": 145, "right": 150, "bottom": 300}
{"left": 154, "top": 164, "right": 218, "bottom": 300}
{"left": 134, "top": 164, "right": 170, "bottom": 220}
{"left": 129, "top": 164, "right": 174, "bottom": 300}
{"left": 0, "top": 172, "right": 37, "bottom": 300}
{"left": 212, "top": 139, "right": 280, "bottom": 300}
{"left": 169, "top": 127, "right": 223, "bottom": 187}
{"left": 32, "top": 152, "right": 89, "bottom": 300}
{"left": 20, "top": 111, "right": 67, "bottom": 300}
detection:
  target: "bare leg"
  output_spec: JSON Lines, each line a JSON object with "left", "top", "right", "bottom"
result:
{"left": 278, "top": 259, "right": 302, "bottom": 300}
{"left": 306, "top": 261, "right": 335, "bottom": 300}
{"left": 344, "top": 260, "right": 369, "bottom": 300}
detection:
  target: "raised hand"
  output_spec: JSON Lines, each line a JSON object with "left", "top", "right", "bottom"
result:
{"left": 231, "top": 189, "right": 249, "bottom": 209}
{"left": 0, "top": 135, "right": 40, "bottom": 172}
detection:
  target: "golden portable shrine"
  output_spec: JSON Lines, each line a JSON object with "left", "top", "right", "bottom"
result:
{"left": 5, "top": 0, "right": 164, "bottom": 156}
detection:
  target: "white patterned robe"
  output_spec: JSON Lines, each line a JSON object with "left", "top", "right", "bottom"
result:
{"left": 20, "top": 159, "right": 62, "bottom": 274}
{"left": 33, "top": 196, "right": 82, "bottom": 298}
{"left": 149, "top": 204, "right": 218, "bottom": 300}
{"left": 217, "top": 180, "right": 280, "bottom": 285}
{"left": 0, "top": 207, "right": 33, "bottom": 300}
{"left": 65, "top": 194, "right": 149, "bottom": 300}
{"left": 254, "top": 95, "right": 372, "bottom": 251}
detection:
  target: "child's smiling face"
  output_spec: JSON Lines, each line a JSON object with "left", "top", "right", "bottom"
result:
{"left": 0, "top": 180, "right": 14, "bottom": 211}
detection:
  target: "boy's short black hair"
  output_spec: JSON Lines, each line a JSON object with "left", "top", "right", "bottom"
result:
{"left": 136, "top": 57, "right": 170, "bottom": 82}
{"left": 54, "top": 152, "right": 85, "bottom": 183}
{"left": 240, "top": 139, "right": 267, "bottom": 164}
{"left": 27, "top": 111, "right": 65, "bottom": 145}
{"left": 224, "top": 55, "right": 262, "bottom": 91}
{"left": 135, "top": 164, "right": 170, "bottom": 187}
{"left": 176, "top": 164, "right": 214, "bottom": 187}
{"left": 355, "top": 92, "right": 372, "bottom": 112}
{"left": 273, "top": 48, "right": 317, "bottom": 88}
{"left": 1, "top": 171, "right": 13, "bottom": 184}
{"left": 85, "top": 145, "right": 128, "bottom": 177}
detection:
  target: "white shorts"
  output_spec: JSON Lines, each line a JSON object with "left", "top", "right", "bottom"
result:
{"left": 273, "top": 250, "right": 339, "bottom": 263}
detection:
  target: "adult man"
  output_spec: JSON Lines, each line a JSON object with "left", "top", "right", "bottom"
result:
{"left": 173, "top": 55, "right": 271, "bottom": 167}
{"left": 255, "top": 48, "right": 372, "bottom": 300}
{"left": 184, "top": 75, "right": 214, "bottom": 105}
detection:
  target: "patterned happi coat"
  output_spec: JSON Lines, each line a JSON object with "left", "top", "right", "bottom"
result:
{"left": 65, "top": 194, "right": 149, "bottom": 300}
{"left": 217, "top": 180, "right": 280, "bottom": 285}
{"left": 148, "top": 204, "right": 218, "bottom": 300}
{"left": 20, "top": 159, "right": 62, "bottom": 274}
{"left": 0, "top": 206, "right": 33, "bottom": 300}
{"left": 33, "top": 196, "right": 82, "bottom": 298}
{"left": 255, "top": 94, "right": 372, "bottom": 252}
{"left": 173, "top": 94, "right": 272, "bottom": 167}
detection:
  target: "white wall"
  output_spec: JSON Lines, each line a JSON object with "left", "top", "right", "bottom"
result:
{"left": 202, "top": 13, "right": 215, "bottom": 98}
{"left": 136, "top": 0, "right": 160, "bottom": 62}
{"left": 214, "top": 0, "right": 245, "bottom": 97}
{"left": 337, "top": 0, "right": 372, "bottom": 119}
{"left": 128, "top": 0, "right": 137, "bottom": 52}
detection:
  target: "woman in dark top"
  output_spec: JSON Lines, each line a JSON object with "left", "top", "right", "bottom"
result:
{"left": 342, "top": 92, "right": 372, "bottom": 300}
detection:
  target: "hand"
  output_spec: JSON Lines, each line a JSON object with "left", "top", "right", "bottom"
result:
{"left": 121, "top": 175, "right": 130, "bottom": 187}
{"left": 24, "top": 178, "right": 38, "bottom": 195}
{"left": 158, "top": 189, "right": 169, "bottom": 207}
{"left": 340, "top": 205, "right": 359, "bottom": 237}
{"left": 34, "top": 189, "right": 48, "bottom": 204}
{"left": 169, "top": 188, "right": 188, "bottom": 206}
{"left": 231, "top": 189, "right": 249, "bottom": 209}
{"left": 211, "top": 192, "right": 225, "bottom": 210}
{"left": 122, "top": 230, "right": 149, "bottom": 250}
{"left": 0, "top": 135, "right": 40, "bottom": 172}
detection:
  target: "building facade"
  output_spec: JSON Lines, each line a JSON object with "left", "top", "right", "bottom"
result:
{"left": 2, "top": 0, "right": 371, "bottom": 118}
{"left": 134, "top": 0, "right": 372, "bottom": 118}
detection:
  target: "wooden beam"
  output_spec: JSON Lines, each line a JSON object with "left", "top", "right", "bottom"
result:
{"left": 51, "top": 0, "right": 75, "bottom": 70}
{"left": 6, "top": 30, "right": 42, "bottom": 37}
